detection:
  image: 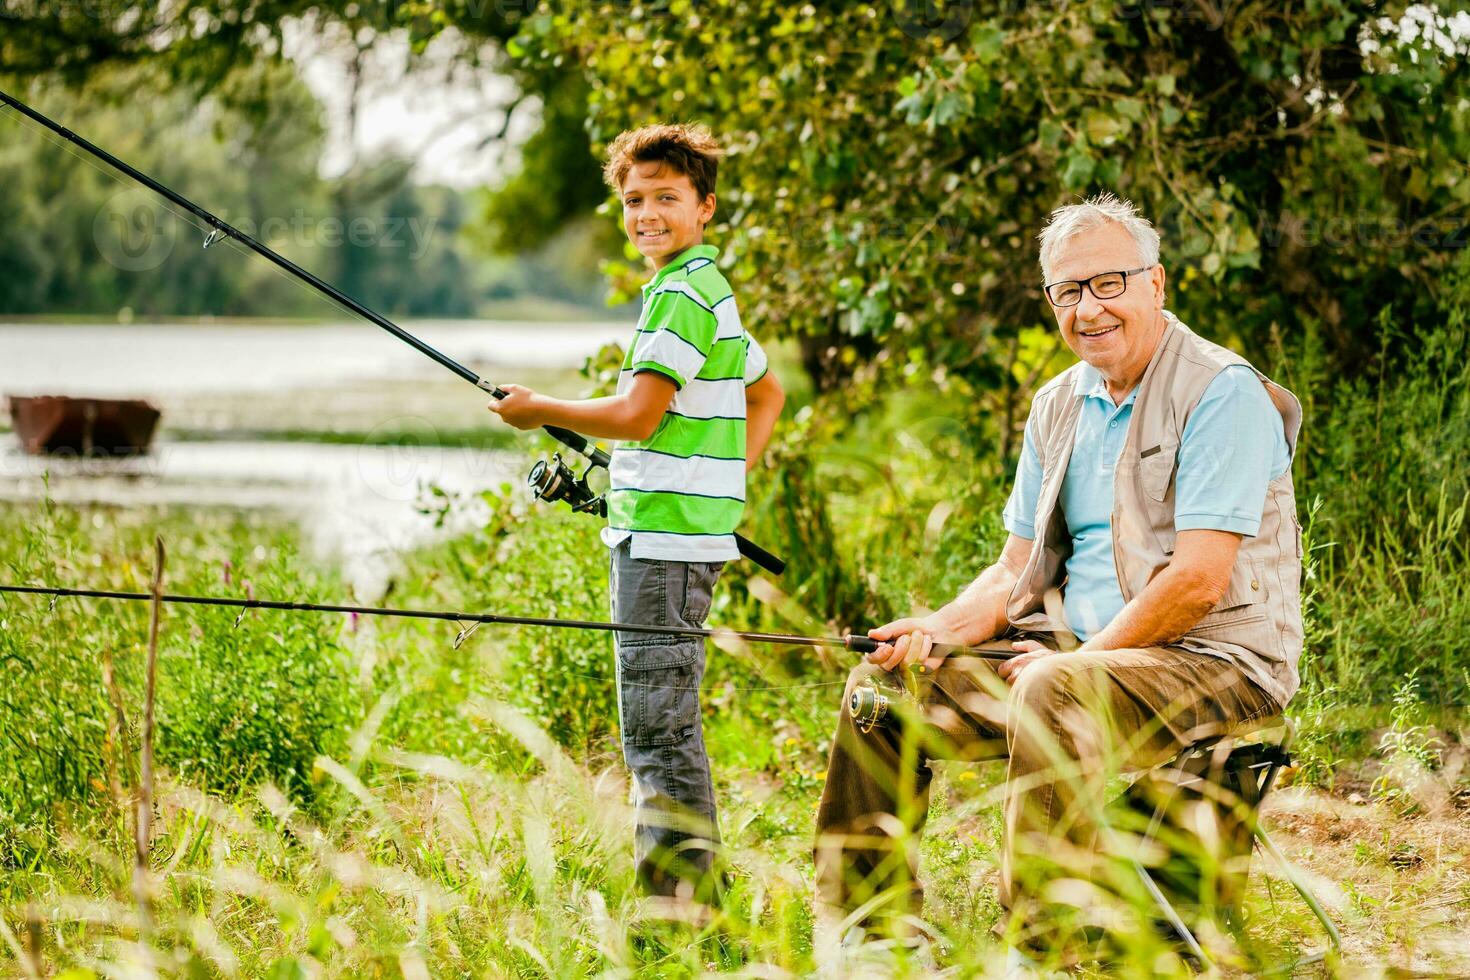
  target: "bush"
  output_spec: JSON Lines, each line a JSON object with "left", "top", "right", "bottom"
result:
{"left": 0, "top": 502, "right": 359, "bottom": 833}
{"left": 1279, "top": 265, "right": 1470, "bottom": 705}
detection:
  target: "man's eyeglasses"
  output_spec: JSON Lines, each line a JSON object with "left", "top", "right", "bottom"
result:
{"left": 1043, "top": 266, "right": 1154, "bottom": 308}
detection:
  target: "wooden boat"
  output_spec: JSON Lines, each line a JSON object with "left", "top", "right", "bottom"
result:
{"left": 6, "top": 395, "right": 161, "bottom": 456}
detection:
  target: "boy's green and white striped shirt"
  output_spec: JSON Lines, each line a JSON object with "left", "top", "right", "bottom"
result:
{"left": 601, "top": 244, "right": 769, "bottom": 562}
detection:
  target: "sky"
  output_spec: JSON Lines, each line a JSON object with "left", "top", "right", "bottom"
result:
{"left": 282, "top": 18, "right": 538, "bottom": 189}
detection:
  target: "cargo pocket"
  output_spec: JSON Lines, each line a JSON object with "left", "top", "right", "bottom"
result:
{"left": 618, "top": 643, "right": 700, "bottom": 748}
{"left": 681, "top": 562, "right": 722, "bottom": 626}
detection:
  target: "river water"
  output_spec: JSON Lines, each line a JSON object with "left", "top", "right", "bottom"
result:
{"left": 0, "top": 319, "right": 630, "bottom": 593}
{"left": 0, "top": 319, "right": 627, "bottom": 396}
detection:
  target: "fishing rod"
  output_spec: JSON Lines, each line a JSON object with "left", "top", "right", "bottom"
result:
{"left": 0, "top": 583, "right": 1011, "bottom": 664}
{"left": 0, "top": 89, "right": 785, "bottom": 575}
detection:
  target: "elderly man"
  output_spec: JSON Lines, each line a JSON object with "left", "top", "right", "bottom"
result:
{"left": 813, "top": 194, "right": 1303, "bottom": 954}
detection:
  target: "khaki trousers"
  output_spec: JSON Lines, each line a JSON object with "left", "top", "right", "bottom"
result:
{"left": 813, "top": 642, "right": 1280, "bottom": 930}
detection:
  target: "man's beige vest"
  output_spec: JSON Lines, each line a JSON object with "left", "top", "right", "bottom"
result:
{"left": 1005, "top": 312, "right": 1304, "bottom": 708}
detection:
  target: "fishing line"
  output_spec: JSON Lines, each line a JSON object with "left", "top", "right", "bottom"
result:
{"left": 0, "top": 102, "right": 220, "bottom": 243}
{"left": 2, "top": 101, "right": 367, "bottom": 325}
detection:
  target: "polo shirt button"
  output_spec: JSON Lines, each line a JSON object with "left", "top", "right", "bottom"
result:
{"left": 1251, "top": 580, "right": 1259, "bottom": 590}
{"left": 1109, "top": 421, "right": 1117, "bottom": 428}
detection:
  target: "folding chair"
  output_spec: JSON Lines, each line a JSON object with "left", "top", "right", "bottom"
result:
{"left": 1122, "top": 716, "right": 1342, "bottom": 972}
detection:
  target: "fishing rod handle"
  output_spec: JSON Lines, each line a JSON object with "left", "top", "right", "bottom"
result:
{"left": 843, "top": 635, "right": 1008, "bottom": 660}
{"left": 545, "top": 426, "right": 612, "bottom": 468}
{"left": 736, "top": 533, "right": 785, "bottom": 575}
{"left": 845, "top": 634, "right": 960, "bottom": 658}
{"left": 480, "top": 380, "right": 614, "bottom": 469}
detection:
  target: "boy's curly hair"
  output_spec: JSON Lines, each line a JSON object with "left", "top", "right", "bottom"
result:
{"left": 602, "top": 123, "right": 723, "bottom": 200}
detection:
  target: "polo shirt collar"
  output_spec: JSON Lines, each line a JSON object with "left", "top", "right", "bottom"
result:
{"left": 645, "top": 244, "right": 719, "bottom": 290}
{"left": 1077, "top": 362, "right": 1138, "bottom": 408}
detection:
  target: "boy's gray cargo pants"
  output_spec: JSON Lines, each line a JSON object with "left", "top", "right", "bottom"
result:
{"left": 609, "top": 539, "right": 725, "bottom": 896}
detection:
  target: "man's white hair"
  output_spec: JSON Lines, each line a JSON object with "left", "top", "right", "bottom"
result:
{"left": 1037, "top": 192, "right": 1160, "bottom": 284}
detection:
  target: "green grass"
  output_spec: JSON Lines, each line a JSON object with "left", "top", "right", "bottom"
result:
{"left": 0, "top": 473, "right": 1464, "bottom": 975}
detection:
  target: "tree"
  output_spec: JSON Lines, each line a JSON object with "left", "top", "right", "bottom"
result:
{"left": 495, "top": 0, "right": 1468, "bottom": 408}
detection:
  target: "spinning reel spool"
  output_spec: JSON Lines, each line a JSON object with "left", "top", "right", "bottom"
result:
{"left": 848, "top": 661, "right": 934, "bottom": 733}
{"left": 527, "top": 453, "right": 607, "bottom": 516}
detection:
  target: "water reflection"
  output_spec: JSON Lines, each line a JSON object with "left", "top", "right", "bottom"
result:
{"left": 0, "top": 439, "right": 516, "bottom": 596}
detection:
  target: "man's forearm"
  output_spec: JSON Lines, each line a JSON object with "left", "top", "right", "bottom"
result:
{"left": 932, "top": 561, "right": 1019, "bottom": 645}
{"left": 1079, "top": 564, "right": 1219, "bottom": 652}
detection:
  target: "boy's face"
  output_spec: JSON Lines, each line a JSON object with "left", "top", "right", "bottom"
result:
{"left": 620, "top": 161, "right": 715, "bottom": 269}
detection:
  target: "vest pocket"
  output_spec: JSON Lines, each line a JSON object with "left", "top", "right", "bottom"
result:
{"left": 1139, "top": 443, "right": 1177, "bottom": 501}
{"left": 1210, "top": 558, "right": 1270, "bottom": 613}
{"left": 1189, "top": 610, "right": 1269, "bottom": 637}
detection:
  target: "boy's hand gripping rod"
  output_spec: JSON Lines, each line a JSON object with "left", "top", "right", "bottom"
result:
{"left": 0, "top": 584, "right": 1010, "bottom": 662}
{"left": 0, "top": 89, "right": 785, "bottom": 575}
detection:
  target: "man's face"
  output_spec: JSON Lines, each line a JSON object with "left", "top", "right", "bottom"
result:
{"left": 1046, "top": 222, "right": 1167, "bottom": 387}
{"left": 620, "top": 161, "right": 715, "bottom": 269}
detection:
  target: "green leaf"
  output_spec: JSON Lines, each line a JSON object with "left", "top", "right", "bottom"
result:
{"left": 1061, "top": 149, "right": 1096, "bottom": 190}
{"left": 1038, "top": 119, "right": 1065, "bottom": 150}
{"left": 1114, "top": 97, "right": 1145, "bottom": 123}
{"left": 1084, "top": 109, "right": 1128, "bottom": 144}
{"left": 971, "top": 23, "right": 1005, "bottom": 62}
{"left": 932, "top": 91, "right": 969, "bottom": 127}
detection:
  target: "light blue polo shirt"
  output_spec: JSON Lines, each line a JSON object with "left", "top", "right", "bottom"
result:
{"left": 1002, "top": 364, "right": 1291, "bottom": 641}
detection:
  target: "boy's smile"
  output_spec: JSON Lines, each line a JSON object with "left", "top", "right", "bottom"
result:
{"left": 621, "top": 160, "right": 716, "bottom": 269}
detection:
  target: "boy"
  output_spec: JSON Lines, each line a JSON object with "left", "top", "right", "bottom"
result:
{"left": 489, "top": 123, "right": 785, "bottom": 901}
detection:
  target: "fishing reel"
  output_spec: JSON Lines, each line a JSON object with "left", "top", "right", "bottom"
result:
{"left": 849, "top": 662, "right": 934, "bottom": 734}
{"left": 527, "top": 453, "right": 607, "bottom": 517}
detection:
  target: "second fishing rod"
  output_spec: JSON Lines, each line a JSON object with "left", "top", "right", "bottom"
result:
{"left": 0, "top": 89, "right": 784, "bottom": 576}
{"left": 1, "top": 582, "right": 1014, "bottom": 730}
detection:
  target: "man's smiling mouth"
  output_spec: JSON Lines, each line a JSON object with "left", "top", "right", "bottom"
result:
{"left": 1078, "top": 323, "right": 1120, "bottom": 338}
